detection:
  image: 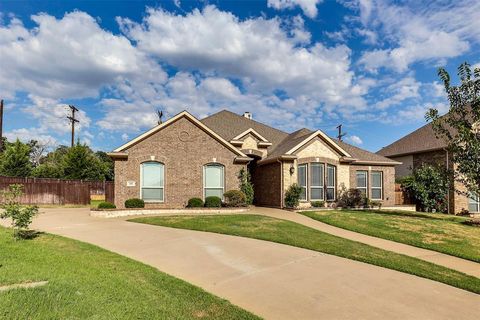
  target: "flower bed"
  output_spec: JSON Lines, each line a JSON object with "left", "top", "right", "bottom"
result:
{"left": 90, "top": 207, "right": 249, "bottom": 218}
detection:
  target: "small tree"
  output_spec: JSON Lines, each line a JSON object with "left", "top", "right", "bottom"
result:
{"left": 0, "top": 184, "right": 39, "bottom": 239}
{"left": 0, "top": 139, "right": 32, "bottom": 177}
{"left": 62, "top": 143, "right": 105, "bottom": 180}
{"left": 284, "top": 183, "right": 302, "bottom": 209}
{"left": 426, "top": 62, "right": 480, "bottom": 197}
{"left": 401, "top": 165, "right": 449, "bottom": 213}
{"left": 238, "top": 168, "right": 254, "bottom": 205}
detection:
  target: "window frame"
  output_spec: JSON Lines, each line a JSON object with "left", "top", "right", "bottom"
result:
{"left": 298, "top": 164, "right": 308, "bottom": 201}
{"left": 468, "top": 193, "right": 480, "bottom": 213}
{"left": 370, "top": 171, "right": 383, "bottom": 200}
{"left": 310, "top": 163, "right": 325, "bottom": 201}
{"left": 203, "top": 163, "right": 225, "bottom": 200}
{"left": 140, "top": 161, "right": 165, "bottom": 203}
{"left": 326, "top": 164, "right": 336, "bottom": 201}
{"left": 356, "top": 170, "right": 368, "bottom": 197}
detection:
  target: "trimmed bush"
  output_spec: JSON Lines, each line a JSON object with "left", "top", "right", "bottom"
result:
{"left": 338, "top": 188, "right": 365, "bottom": 208}
{"left": 224, "top": 190, "right": 247, "bottom": 207}
{"left": 284, "top": 183, "right": 302, "bottom": 209}
{"left": 125, "top": 198, "right": 145, "bottom": 208}
{"left": 204, "top": 196, "right": 222, "bottom": 208}
{"left": 311, "top": 201, "right": 325, "bottom": 208}
{"left": 97, "top": 201, "right": 116, "bottom": 209}
{"left": 187, "top": 198, "right": 204, "bottom": 208}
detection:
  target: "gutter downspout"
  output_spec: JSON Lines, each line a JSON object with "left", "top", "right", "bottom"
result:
{"left": 277, "top": 159, "right": 283, "bottom": 208}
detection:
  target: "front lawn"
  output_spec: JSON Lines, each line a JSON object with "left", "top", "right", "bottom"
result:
{"left": 301, "top": 210, "right": 480, "bottom": 263}
{"left": 130, "top": 215, "right": 480, "bottom": 295}
{"left": 0, "top": 227, "right": 259, "bottom": 319}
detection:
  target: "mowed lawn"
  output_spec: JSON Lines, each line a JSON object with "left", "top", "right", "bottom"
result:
{"left": 130, "top": 214, "right": 480, "bottom": 295}
{"left": 301, "top": 210, "right": 480, "bottom": 263}
{"left": 0, "top": 227, "right": 259, "bottom": 320}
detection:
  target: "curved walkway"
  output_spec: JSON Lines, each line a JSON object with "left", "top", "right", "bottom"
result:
{"left": 253, "top": 207, "right": 480, "bottom": 278}
{"left": 11, "top": 208, "right": 479, "bottom": 320}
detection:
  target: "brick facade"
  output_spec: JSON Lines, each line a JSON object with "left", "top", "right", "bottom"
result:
{"left": 252, "top": 161, "right": 282, "bottom": 207}
{"left": 113, "top": 117, "right": 245, "bottom": 209}
{"left": 349, "top": 165, "right": 396, "bottom": 207}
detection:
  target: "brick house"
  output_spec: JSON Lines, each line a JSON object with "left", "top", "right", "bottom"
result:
{"left": 377, "top": 121, "right": 476, "bottom": 214}
{"left": 108, "top": 110, "right": 399, "bottom": 209}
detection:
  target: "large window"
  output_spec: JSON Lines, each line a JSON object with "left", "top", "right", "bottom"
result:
{"left": 469, "top": 193, "right": 480, "bottom": 212}
{"left": 298, "top": 164, "right": 307, "bottom": 201}
{"left": 204, "top": 164, "right": 225, "bottom": 199}
{"left": 326, "top": 165, "right": 336, "bottom": 201}
{"left": 141, "top": 162, "right": 164, "bottom": 202}
{"left": 356, "top": 171, "right": 368, "bottom": 196}
{"left": 371, "top": 171, "right": 383, "bottom": 200}
{"left": 310, "top": 163, "right": 324, "bottom": 200}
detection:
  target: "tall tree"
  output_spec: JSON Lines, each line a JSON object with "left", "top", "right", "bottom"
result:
{"left": 62, "top": 143, "right": 104, "bottom": 180}
{"left": 426, "top": 62, "right": 480, "bottom": 196}
{"left": 0, "top": 139, "right": 32, "bottom": 177}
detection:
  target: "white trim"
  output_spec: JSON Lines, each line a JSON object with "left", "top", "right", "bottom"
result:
{"left": 356, "top": 170, "right": 368, "bottom": 197}
{"left": 298, "top": 163, "right": 308, "bottom": 201}
{"left": 232, "top": 128, "right": 269, "bottom": 142}
{"left": 113, "top": 111, "right": 247, "bottom": 157}
{"left": 285, "top": 130, "right": 352, "bottom": 157}
{"left": 140, "top": 161, "right": 165, "bottom": 203}
{"left": 468, "top": 193, "right": 480, "bottom": 213}
{"left": 326, "top": 164, "right": 336, "bottom": 201}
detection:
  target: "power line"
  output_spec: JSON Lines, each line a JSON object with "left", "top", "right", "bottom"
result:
{"left": 67, "top": 105, "right": 79, "bottom": 147}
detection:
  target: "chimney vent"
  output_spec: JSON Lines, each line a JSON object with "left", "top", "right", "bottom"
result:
{"left": 243, "top": 112, "right": 252, "bottom": 120}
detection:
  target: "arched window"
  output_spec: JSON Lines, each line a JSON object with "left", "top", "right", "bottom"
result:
{"left": 204, "top": 164, "right": 224, "bottom": 199}
{"left": 141, "top": 162, "right": 164, "bottom": 202}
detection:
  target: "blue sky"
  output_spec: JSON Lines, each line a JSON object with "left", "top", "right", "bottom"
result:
{"left": 1, "top": 0, "right": 479, "bottom": 152}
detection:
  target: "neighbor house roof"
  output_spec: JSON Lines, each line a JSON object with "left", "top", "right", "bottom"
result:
{"left": 202, "top": 110, "right": 398, "bottom": 165}
{"left": 377, "top": 122, "right": 447, "bottom": 157}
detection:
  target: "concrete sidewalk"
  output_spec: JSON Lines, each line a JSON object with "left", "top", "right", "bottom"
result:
{"left": 252, "top": 207, "right": 480, "bottom": 278}
{"left": 4, "top": 207, "right": 479, "bottom": 320}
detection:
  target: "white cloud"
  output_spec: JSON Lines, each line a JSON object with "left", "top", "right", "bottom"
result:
{"left": 356, "top": 0, "right": 476, "bottom": 72}
{"left": 0, "top": 11, "right": 166, "bottom": 99}
{"left": 346, "top": 135, "right": 363, "bottom": 145}
{"left": 118, "top": 6, "right": 364, "bottom": 110}
{"left": 5, "top": 128, "right": 57, "bottom": 146}
{"left": 373, "top": 77, "right": 420, "bottom": 110}
{"left": 267, "top": 0, "right": 323, "bottom": 18}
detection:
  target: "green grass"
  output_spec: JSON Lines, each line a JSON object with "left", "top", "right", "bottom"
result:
{"left": 90, "top": 199, "right": 103, "bottom": 208}
{"left": 0, "top": 227, "right": 259, "bottom": 319}
{"left": 130, "top": 214, "right": 480, "bottom": 295}
{"left": 301, "top": 210, "right": 480, "bottom": 263}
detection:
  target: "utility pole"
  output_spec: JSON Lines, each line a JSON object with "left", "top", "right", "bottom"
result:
{"left": 0, "top": 100, "right": 3, "bottom": 152}
{"left": 67, "top": 105, "right": 79, "bottom": 147}
{"left": 336, "top": 124, "right": 347, "bottom": 141}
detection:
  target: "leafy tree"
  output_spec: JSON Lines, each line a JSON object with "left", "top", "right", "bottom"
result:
{"left": 401, "top": 165, "right": 449, "bottom": 213}
{"left": 0, "top": 139, "right": 32, "bottom": 177}
{"left": 62, "top": 143, "right": 105, "bottom": 180}
{"left": 426, "top": 62, "right": 480, "bottom": 197}
{"left": 238, "top": 168, "right": 254, "bottom": 205}
{"left": 95, "top": 151, "right": 114, "bottom": 181}
{"left": 0, "top": 184, "right": 39, "bottom": 239}
{"left": 32, "top": 162, "right": 64, "bottom": 178}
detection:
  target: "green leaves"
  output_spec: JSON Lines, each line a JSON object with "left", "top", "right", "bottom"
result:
{"left": 0, "top": 139, "right": 32, "bottom": 177}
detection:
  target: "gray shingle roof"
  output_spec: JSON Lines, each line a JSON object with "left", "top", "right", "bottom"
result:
{"left": 377, "top": 122, "right": 446, "bottom": 157}
{"left": 201, "top": 110, "right": 397, "bottom": 164}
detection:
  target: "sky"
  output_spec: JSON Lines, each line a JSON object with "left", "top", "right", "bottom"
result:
{"left": 0, "top": 0, "right": 479, "bottom": 153}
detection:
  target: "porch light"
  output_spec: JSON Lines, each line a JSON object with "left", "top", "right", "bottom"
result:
{"left": 290, "top": 165, "right": 295, "bottom": 175}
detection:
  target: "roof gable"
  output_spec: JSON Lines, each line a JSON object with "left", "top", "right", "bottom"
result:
{"left": 286, "top": 130, "right": 352, "bottom": 157}
{"left": 233, "top": 128, "right": 270, "bottom": 142}
{"left": 113, "top": 111, "right": 247, "bottom": 157}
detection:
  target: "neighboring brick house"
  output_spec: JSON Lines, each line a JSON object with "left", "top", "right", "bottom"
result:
{"left": 377, "top": 122, "right": 476, "bottom": 214}
{"left": 109, "top": 110, "right": 399, "bottom": 209}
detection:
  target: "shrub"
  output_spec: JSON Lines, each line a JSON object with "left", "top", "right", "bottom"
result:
{"left": 338, "top": 188, "right": 365, "bottom": 208}
{"left": 125, "top": 198, "right": 145, "bottom": 208}
{"left": 311, "top": 201, "right": 325, "bottom": 208}
{"left": 204, "top": 196, "right": 222, "bottom": 208}
{"left": 238, "top": 168, "right": 254, "bottom": 205}
{"left": 98, "top": 201, "right": 116, "bottom": 209}
{"left": 370, "top": 200, "right": 382, "bottom": 209}
{"left": 284, "top": 183, "right": 302, "bottom": 209}
{"left": 187, "top": 198, "right": 204, "bottom": 208}
{"left": 224, "top": 190, "right": 247, "bottom": 207}
{"left": 458, "top": 208, "right": 470, "bottom": 216}
{"left": 0, "top": 184, "right": 39, "bottom": 239}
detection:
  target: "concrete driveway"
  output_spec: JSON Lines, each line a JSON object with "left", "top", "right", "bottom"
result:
{"left": 12, "top": 208, "right": 480, "bottom": 319}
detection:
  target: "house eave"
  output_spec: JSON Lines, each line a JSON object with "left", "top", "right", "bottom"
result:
{"left": 107, "top": 152, "right": 128, "bottom": 159}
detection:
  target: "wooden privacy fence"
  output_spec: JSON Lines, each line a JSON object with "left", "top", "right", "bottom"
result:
{"left": 0, "top": 176, "right": 114, "bottom": 205}
{"left": 395, "top": 183, "right": 413, "bottom": 205}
